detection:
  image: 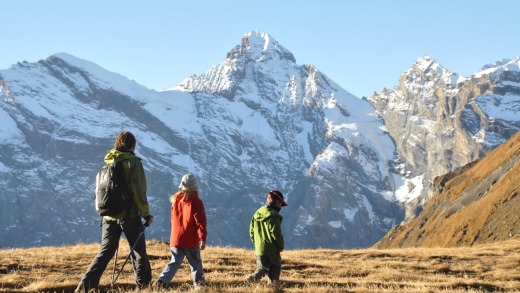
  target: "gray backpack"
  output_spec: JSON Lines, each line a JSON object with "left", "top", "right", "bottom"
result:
{"left": 94, "top": 160, "right": 131, "bottom": 217}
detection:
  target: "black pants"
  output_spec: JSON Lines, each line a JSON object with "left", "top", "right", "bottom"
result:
{"left": 251, "top": 252, "right": 282, "bottom": 282}
{"left": 77, "top": 216, "right": 151, "bottom": 290}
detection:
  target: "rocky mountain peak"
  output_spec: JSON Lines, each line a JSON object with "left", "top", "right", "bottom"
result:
{"left": 176, "top": 31, "right": 308, "bottom": 103}
{"left": 405, "top": 55, "right": 463, "bottom": 88}
{"left": 369, "top": 54, "right": 520, "bottom": 223}
{"left": 475, "top": 57, "right": 520, "bottom": 80}
{"left": 413, "top": 55, "right": 435, "bottom": 69}
{"left": 480, "top": 58, "right": 513, "bottom": 71}
{"left": 228, "top": 30, "right": 296, "bottom": 64}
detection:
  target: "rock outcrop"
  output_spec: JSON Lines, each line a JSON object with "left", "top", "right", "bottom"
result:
{"left": 368, "top": 56, "right": 520, "bottom": 220}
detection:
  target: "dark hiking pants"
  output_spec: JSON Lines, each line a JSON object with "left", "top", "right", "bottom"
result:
{"left": 251, "top": 252, "right": 282, "bottom": 282}
{"left": 77, "top": 216, "right": 151, "bottom": 290}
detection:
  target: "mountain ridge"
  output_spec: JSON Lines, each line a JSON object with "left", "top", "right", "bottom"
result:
{"left": 0, "top": 31, "right": 404, "bottom": 249}
{"left": 1, "top": 31, "right": 518, "bottom": 249}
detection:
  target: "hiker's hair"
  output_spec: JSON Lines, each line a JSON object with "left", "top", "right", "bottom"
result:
{"left": 114, "top": 131, "right": 136, "bottom": 151}
{"left": 170, "top": 190, "right": 197, "bottom": 203}
{"left": 266, "top": 193, "right": 279, "bottom": 205}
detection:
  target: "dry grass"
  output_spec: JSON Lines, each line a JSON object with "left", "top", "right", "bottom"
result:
{"left": 2, "top": 238, "right": 520, "bottom": 292}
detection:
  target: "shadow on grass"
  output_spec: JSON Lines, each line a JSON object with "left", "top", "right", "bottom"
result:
{"left": 450, "top": 282, "right": 504, "bottom": 292}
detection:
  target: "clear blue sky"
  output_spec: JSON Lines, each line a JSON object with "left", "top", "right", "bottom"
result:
{"left": 3, "top": 0, "right": 519, "bottom": 98}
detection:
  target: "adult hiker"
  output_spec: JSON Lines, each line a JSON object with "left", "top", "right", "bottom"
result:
{"left": 153, "top": 174, "right": 208, "bottom": 290}
{"left": 245, "top": 190, "right": 287, "bottom": 289}
{"left": 75, "top": 131, "right": 153, "bottom": 292}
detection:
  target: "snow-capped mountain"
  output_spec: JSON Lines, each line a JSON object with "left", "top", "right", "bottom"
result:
{"left": 368, "top": 56, "right": 520, "bottom": 220}
{"left": 0, "top": 31, "right": 406, "bottom": 248}
{"left": 0, "top": 54, "right": 188, "bottom": 247}
{"left": 172, "top": 31, "right": 407, "bottom": 248}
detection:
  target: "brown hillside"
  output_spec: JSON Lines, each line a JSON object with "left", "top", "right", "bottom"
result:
{"left": 2, "top": 239, "right": 520, "bottom": 292}
{"left": 375, "top": 130, "right": 520, "bottom": 248}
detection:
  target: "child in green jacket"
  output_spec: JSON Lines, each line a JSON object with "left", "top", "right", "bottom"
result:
{"left": 245, "top": 190, "right": 287, "bottom": 288}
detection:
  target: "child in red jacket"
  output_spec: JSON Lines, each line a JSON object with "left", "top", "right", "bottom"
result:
{"left": 154, "top": 174, "right": 207, "bottom": 290}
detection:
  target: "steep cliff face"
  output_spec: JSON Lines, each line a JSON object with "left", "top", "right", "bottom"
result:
{"left": 368, "top": 56, "right": 520, "bottom": 217}
{"left": 374, "top": 130, "right": 520, "bottom": 248}
{"left": 0, "top": 31, "right": 405, "bottom": 248}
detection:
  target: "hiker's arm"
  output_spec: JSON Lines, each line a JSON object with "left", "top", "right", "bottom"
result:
{"left": 132, "top": 159, "right": 150, "bottom": 218}
{"left": 193, "top": 199, "right": 207, "bottom": 242}
{"left": 249, "top": 218, "right": 255, "bottom": 245}
{"left": 270, "top": 217, "right": 284, "bottom": 251}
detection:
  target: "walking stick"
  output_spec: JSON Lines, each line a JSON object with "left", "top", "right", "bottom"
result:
{"left": 110, "top": 248, "right": 119, "bottom": 290}
{"left": 111, "top": 226, "right": 147, "bottom": 288}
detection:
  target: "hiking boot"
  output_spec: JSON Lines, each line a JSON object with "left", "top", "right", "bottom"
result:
{"left": 74, "top": 282, "right": 92, "bottom": 293}
{"left": 268, "top": 279, "right": 281, "bottom": 290}
{"left": 194, "top": 284, "right": 207, "bottom": 291}
{"left": 244, "top": 275, "right": 258, "bottom": 284}
{"left": 135, "top": 281, "right": 151, "bottom": 291}
{"left": 194, "top": 280, "right": 207, "bottom": 290}
{"left": 152, "top": 280, "right": 168, "bottom": 291}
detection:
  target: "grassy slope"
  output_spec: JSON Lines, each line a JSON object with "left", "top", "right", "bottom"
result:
{"left": 375, "top": 130, "right": 520, "bottom": 248}
{"left": 2, "top": 238, "right": 520, "bottom": 292}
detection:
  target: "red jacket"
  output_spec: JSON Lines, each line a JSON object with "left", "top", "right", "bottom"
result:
{"left": 169, "top": 192, "right": 207, "bottom": 248}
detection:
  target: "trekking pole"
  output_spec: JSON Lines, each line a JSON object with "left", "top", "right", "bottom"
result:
{"left": 111, "top": 226, "right": 147, "bottom": 287}
{"left": 110, "top": 248, "right": 119, "bottom": 291}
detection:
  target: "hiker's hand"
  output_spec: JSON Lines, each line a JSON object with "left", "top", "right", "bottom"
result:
{"left": 200, "top": 240, "right": 206, "bottom": 250}
{"left": 144, "top": 215, "right": 153, "bottom": 227}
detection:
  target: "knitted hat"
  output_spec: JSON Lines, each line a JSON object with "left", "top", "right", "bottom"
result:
{"left": 178, "top": 174, "right": 198, "bottom": 192}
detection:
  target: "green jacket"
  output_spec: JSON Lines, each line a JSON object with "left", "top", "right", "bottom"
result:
{"left": 249, "top": 206, "right": 284, "bottom": 256}
{"left": 103, "top": 149, "right": 150, "bottom": 220}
